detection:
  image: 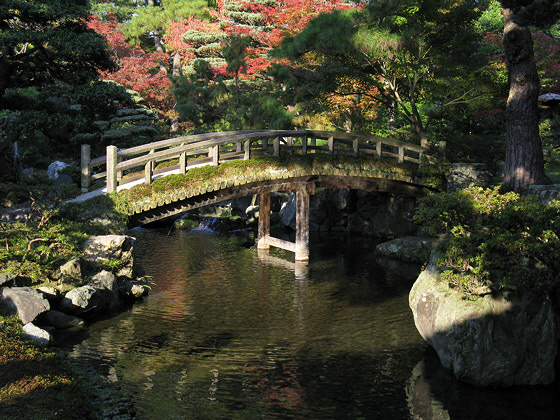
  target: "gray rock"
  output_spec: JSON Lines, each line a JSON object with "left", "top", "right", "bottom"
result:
{"left": 409, "top": 262, "right": 560, "bottom": 385}
{"left": 58, "top": 285, "right": 104, "bottom": 317}
{"left": 527, "top": 184, "right": 560, "bottom": 205}
{"left": 83, "top": 235, "right": 135, "bottom": 279}
{"left": 58, "top": 257, "right": 83, "bottom": 283}
{"left": 89, "top": 270, "right": 118, "bottom": 292}
{"left": 83, "top": 235, "right": 134, "bottom": 262}
{"left": 22, "top": 322, "right": 53, "bottom": 346}
{"left": 447, "top": 163, "right": 493, "bottom": 193}
{"left": 47, "top": 160, "right": 69, "bottom": 180}
{"left": 0, "top": 287, "right": 50, "bottom": 325}
{"left": 0, "top": 272, "right": 16, "bottom": 287}
{"left": 376, "top": 237, "right": 438, "bottom": 262}
{"left": 37, "top": 286, "right": 61, "bottom": 303}
{"left": 279, "top": 194, "right": 297, "bottom": 230}
{"left": 122, "top": 282, "right": 150, "bottom": 300}
{"left": 89, "top": 270, "right": 119, "bottom": 309}
{"left": 40, "top": 310, "right": 85, "bottom": 329}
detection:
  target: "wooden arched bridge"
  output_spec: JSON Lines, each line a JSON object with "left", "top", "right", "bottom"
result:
{"left": 79, "top": 130, "right": 431, "bottom": 262}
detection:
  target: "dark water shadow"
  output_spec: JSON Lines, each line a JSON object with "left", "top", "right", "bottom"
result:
{"left": 408, "top": 347, "right": 560, "bottom": 420}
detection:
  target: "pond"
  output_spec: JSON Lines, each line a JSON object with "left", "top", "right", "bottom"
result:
{"left": 60, "top": 228, "right": 560, "bottom": 419}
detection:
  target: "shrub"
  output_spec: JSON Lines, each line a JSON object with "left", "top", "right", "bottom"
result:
{"left": 414, "top": 187, "right": 560, "bottom": 295}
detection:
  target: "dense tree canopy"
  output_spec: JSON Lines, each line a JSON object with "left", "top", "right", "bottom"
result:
{"left": 277, "top": 0, "right": 487, "bottom": 146}
{"left": 0, "top": 0, "right": 126, "bottom": 179}
{"left": 0, "top": 0, "right": 115, "bottom": 102}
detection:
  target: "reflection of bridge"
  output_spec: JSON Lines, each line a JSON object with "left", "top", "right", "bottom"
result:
{"left": 79, "top": 130, "right": 430, "bottom": 262}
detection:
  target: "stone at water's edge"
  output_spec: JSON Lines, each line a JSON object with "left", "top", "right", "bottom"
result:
{"left": 0, "top": 287, "right": 50, "bottom": 325}
{"left": 375, "top": 236, "right": 438, "bottom": 262}
{"left": 409, "top": 264, "right": 560, "bottom": 386}
{"left": 83, "top": 235, "right": 136, "bottom": 279}
{"left": 22, "top": 322, "right": 53, "bottom": 346}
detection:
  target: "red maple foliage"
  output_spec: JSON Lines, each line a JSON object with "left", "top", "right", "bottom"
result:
{"left": 88, "top": 14, "right": 173, "bottom": 112}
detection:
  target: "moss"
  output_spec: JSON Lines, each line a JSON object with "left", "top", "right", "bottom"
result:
{"left": 116, "top": 153, "right": 424, "bottom": 212}
{"left": 0, "top": 312, "right": 135, "bottom": 419}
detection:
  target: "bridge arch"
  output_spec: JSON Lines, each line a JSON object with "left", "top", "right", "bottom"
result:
{"left": 79, "top": 130, "right": 432, "bottom": 262}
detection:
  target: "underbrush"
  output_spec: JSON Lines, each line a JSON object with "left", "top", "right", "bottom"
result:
{"left": 414, "top": 186, "right": 560, "bottom": 296}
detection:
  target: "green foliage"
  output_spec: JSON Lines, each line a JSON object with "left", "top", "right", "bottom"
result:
{"left": 415, "top": 187, "right": 560, "bottom": 294}
{"left": 0, "top": 184, "right": 128, "bottom": 282}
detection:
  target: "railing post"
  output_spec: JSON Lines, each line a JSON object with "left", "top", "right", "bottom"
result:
{"left": 286, "top": 136, "right": 293, "bottom": 154}
{"left": 106, "top": 145, "right": 118, "bottom": 194}
{"left": 310, "top": 136, "right": 316, "bottom": 153}
{"left": 179, "top": 142, "right": 186, "bottom": 174}
{"left": 262, "top": 137, "right": 269, "bottom": 152}
{"left": 80, "top": 144, "right": 90, "bottom": 193}
{"left": 328, "top": 136, "right": 335, "bottom": 155}
{"left": 244, "top": 140, "right": 251, "bottom": 160}
{"left": 302, "top": 134, "right": 308, "bottom": 155}
{"left": 295, "top": 188, "right": 310, "bottom": 262}
{"left": 257, "top": 193, "right": 271, "bottom": 250}
{"left": 398, "top": 145, "right": 405, "bottom": 163}
{"left": 144, "top": 161, "right": 153, "bottom": 185}
{"left": 236, "top": 141, "right": 242, "bottom": 153}
{"left": 353, "top": 138, "right": 359, "bottom": 157}
{"left": 273, "top": 136, "right": 280, "bottom": 156}
{"left": 376, "top": 141, "right": 382, "bottom": 157}
{"left": 212, "top": 145, "right": 220, "bottom": 166}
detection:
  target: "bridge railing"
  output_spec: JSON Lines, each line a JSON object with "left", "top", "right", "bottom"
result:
{"left": 80, "top": 130, "right": 427, "bottom": 193}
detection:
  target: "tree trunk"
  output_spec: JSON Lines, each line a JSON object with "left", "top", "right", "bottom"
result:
{"left": 502, "top": 7, "right": 547, "bottom": 192}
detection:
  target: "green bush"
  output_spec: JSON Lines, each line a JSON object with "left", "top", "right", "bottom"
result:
{"left": 414, "top": 187, "right": 560, "bottom": 295}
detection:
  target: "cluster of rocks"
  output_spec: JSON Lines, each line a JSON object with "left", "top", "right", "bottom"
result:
{"left": 0, "top": 235, "right": 150, "bottom": 345}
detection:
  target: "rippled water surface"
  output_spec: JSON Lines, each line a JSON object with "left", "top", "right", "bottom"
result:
{"left": 61, "top": 229, "right": 560, "bottom": 419}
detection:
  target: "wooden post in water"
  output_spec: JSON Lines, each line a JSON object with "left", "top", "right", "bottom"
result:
{"left": 80, "top": 144, "right": 90, "bottom": 192}
{"left": 257, "top": 193, "right": 271, "bottom": 250}
{"left": 106, "top": 145, "right": 118, "bottom": 193}
{"left": 295, "top": 189, "right": 310, "bottom": 262}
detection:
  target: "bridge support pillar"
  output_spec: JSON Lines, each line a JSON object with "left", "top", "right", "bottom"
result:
{"left": 256, "top": 188, "right": 310, "bottom": 263}
{"left": 294, "top": 189, "right": 310, "bottom": 262}
{"left": 257, "top": 193, "right": 271, "bottom": 250}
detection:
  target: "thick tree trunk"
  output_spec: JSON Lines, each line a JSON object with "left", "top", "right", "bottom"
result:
{"left": 502, "top": 8, "right": 547, "bottom": 192}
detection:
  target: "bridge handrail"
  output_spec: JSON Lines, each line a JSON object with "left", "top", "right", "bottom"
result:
{"left": 80, "top": 130, "right": 427, "bottom": 193}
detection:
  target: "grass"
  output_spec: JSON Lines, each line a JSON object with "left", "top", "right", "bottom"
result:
{"left": 0, "top": 308, "right": 135, "bottom": 420}
{"left": 0, "top": 310, "right": 92, "bottom": 419}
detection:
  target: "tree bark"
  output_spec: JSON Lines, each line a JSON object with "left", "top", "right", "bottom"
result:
{"left": 502, "top": 7, "right": 547, "bottom": 192}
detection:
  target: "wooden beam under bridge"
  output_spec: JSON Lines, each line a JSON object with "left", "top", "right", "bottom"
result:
{"left": 257, "top": 183, "right": 315, "bottom": 263}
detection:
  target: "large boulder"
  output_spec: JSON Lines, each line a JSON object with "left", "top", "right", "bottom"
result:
{"left": 0, "top": 287, "right": 50, "bottom": 325}
{"left": 58, "top": 285, "right": 106, "bottom": 317}
{"left": 409, "top": 263, "right": 560, "bottom": 386}
{"left": 446, "top": 163, "right": 493, "bottom": 193}
{"left": 83, "top": 235, "right": 135, "bottom": 279}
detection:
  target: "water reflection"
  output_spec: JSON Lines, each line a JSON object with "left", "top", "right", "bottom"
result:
{"left": 63, "top": 230, "right": 428, "bottom": 418}
{"left": 407, "top": 348, "right": 560, "bottom": 420}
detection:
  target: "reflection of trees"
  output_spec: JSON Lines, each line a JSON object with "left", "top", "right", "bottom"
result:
{"left": 70, "top": 228, "right": 431, "bottom": 417}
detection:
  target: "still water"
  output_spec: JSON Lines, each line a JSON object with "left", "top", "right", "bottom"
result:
{"left": 62, "top": 228, "right": 560, "bottom": 419}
